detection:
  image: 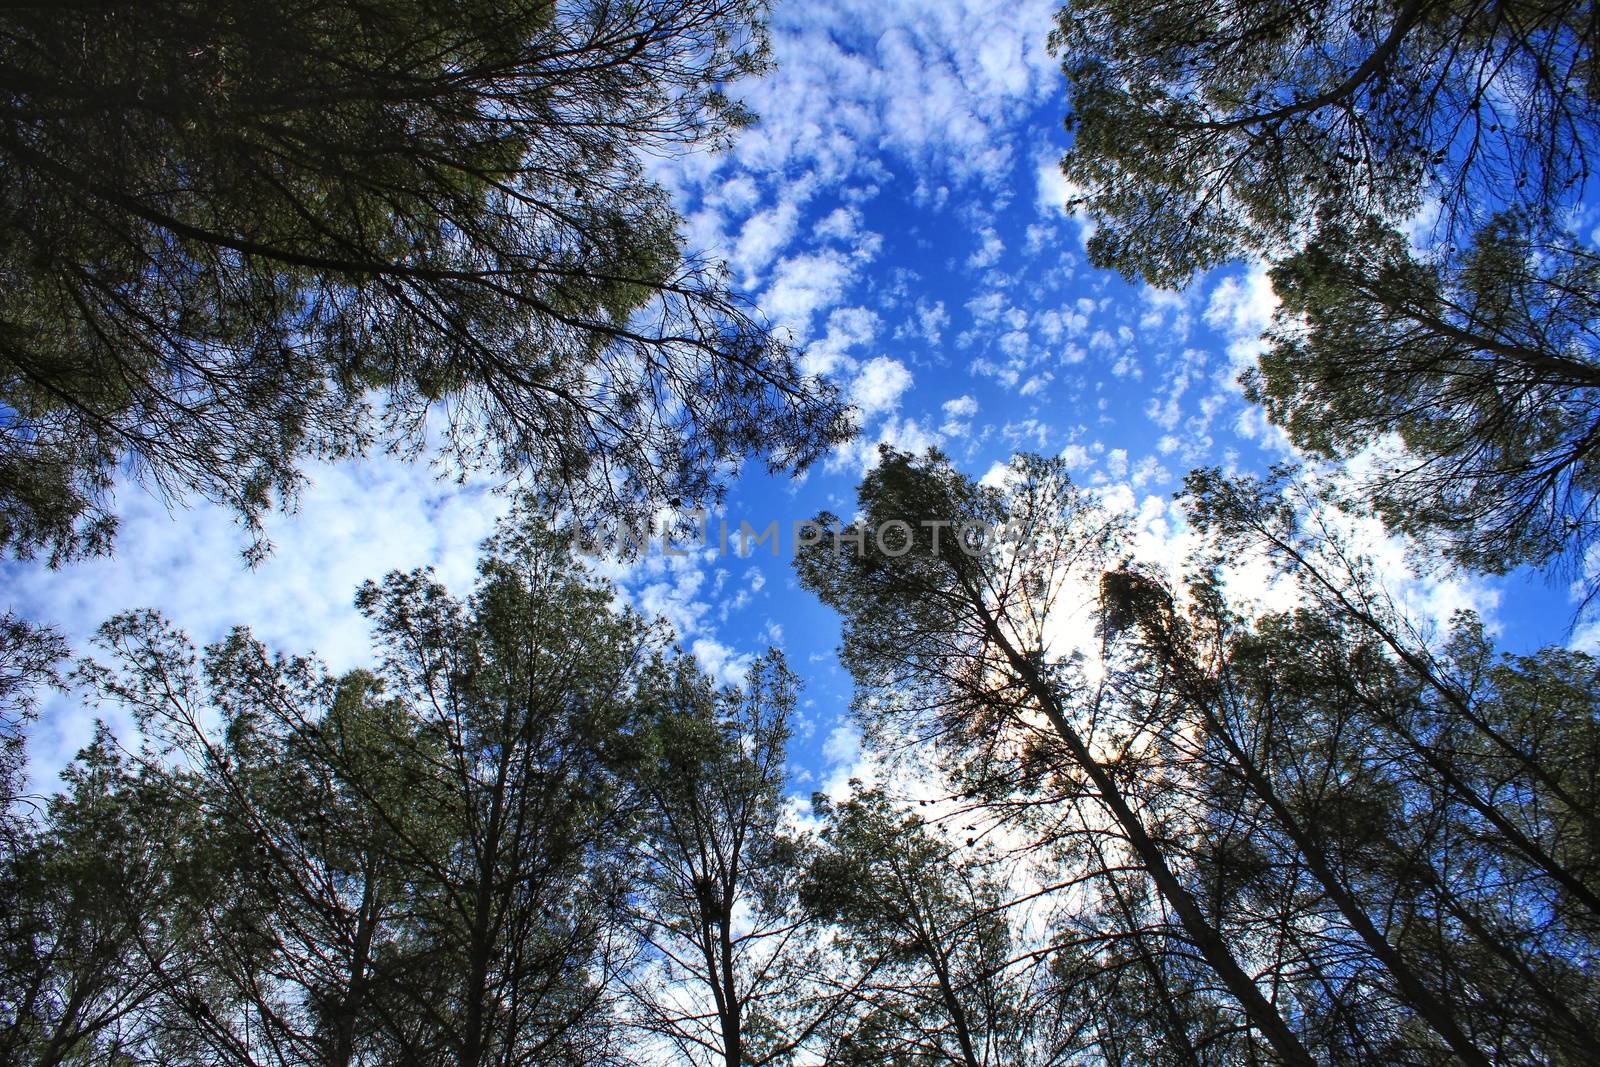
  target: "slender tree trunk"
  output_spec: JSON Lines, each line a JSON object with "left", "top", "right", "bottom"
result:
{"left": 1089, "top": 833, "right": 1204, "bottom": 1067}
{"left": 331, "top": 862, "right": 381, "bottom": 1067}
{"left": 719, "top": 900, "right": 742, "bottom": 1067}
{"left": 1176, "top": 667, "right": 1491, "bottom": 1066}
{"left": 928, "top": 949, "right": 981, "bottom": 1067}
{"left": 461, "top": 759, "right": 509, "bottom": 1067}
{"left": 970, "top": 599, "right": 1317, "bottom": 1067}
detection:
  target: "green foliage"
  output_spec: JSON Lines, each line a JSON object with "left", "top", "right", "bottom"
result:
{"left": 1053, "top": 0, "right": 1597, "bottom": 285}
{"left": 804, "top": 787, "right": 1030, "bottom": 1067}
{"left": 60, "top": 505, "right": 663, "bottom": 1065}
{"left": 628, "top": 650, "right": 839, "bottom": 1067}
{"left": 14, "top": 451, "right": 1597, "bottom": 1065}
{"left": 1052, "top": 0, "right": 1600, "bottom": 584}
{"left": 0, "top": 726, "right": 203, "bottom": 1066}
{"left": 797, "top": 451, "right": 1600, "bottom": 1065}
{"left": 1249, "top": 213, "right": 1600, "bottom": 577}
{"left": 0, "top": 613, "right": 66, "bottom": 820}
{"left": 5, "top": 502, "right": 853, "bottom": 1066}
{"left": 0, "top": 0, "right": 846, "bottom": 564}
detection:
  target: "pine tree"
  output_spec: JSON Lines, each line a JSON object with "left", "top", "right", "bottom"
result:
{"left": 0, "top": 0, "right": 847, "bottom": 564}
{"left": 1050, "top": 0, "right": 1600, "bottom": 584}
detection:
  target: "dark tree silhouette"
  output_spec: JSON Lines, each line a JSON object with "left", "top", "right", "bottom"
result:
{"left": 0, "top": 0, "right": 848, "bottom": 563}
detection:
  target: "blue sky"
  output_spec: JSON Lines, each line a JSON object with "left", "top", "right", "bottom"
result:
{"left": 4, "top": 0, "right": 1581, "bottom": 795}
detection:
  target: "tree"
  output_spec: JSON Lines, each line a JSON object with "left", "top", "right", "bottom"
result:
{"left": 804, "top": 786, "right": 1058, "bottom": 1067}
{"left": 1126, "top": 465, "right": 1600, "bottom": 1060}
{"left": 0, "top": 613, "right": 66, "bottom": 821}
{"left": 78, "top": 504, "right": 662, "bottom": 1065}
{"left": 349, "top": 517, "right": 651, "bottom": 1067}
{"left": 1247, "top": 214, "right": 1600, "bottom": 584}
{"left": 626, "top": 650, "right": 841, "bottom": 1067}
{"left": 0, "top": 0, "right": 847, "bottom": 564}
{"left": 794, "top": 448, "right": 1320, "bottom": 1066}
{"left": 83, "top": 613, "right": 453, "bottom": 1067}
{"left": 796, "top": 448, "right": 1600, "bottom": 1064}
{"left": 1052, "top": 0, "right": 1597, "bottom": 286}
{"left": 0, "top": 726, "right": 203, "bottom": 1067}
{"left": 1050, "top": 0, "right": 1600, "bottom": 583}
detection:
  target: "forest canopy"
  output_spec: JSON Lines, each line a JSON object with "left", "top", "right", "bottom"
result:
{"left": 1051, "top": 0, "right": 1600, "bottom": 587}
{"left": 7, "top": 458, "right": 1599, "bottom": 1064}
{"left": 0, "top": 0, "right": 847, "bottom": 564}
{"left": 4, "top": 0, "right": 1600, "bottom": 1063}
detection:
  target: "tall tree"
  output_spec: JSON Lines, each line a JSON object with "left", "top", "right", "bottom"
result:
{"left": 0, "top": 726, "right": 203, "bottom": 1067}
{"left": 79, "top": 505, "right": 660, "bottom": 1066}
{"left": 350, "top": 518, "right": 651, "bottom": 1067}
{"left": 1051, "top": 0, "right": 1600, "bottom": 582}
{"left": 794, "top": 449, "right": 1319, "bottom": 1066}
{"left": 1248, "top": 215, "right": 1600, "bottom": 584}
{"left": 1052, "top": 0, "right": 1596, "bottom": 284}
{"left": 797, "top": 448, "right": 1600, "bottom": 1064}
{"left": 83, "top": 612, "right": 452, "bottom": 1067}
{"left": 0, "top": 0, "right": 847, "bottom": 564}
{"left": 626, "top": 650, "right": 840, "bottom": 1067}
{"left": 804, "top": 786, "right": 1060, "bottom": 1067}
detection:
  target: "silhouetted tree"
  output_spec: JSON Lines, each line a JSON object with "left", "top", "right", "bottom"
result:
{"left": 76, "top": 506, "right": 662, "bottom": 1065}
{"left": 797, "top": 448, "right": 1600, "bottom": 1065}
{"left": 795, "top": 449, "right": 1318, "bottom": 1066}
{"left": 0, "top": 726, "right": 203, "bottom": 1066}
{"left": 0, "top": 0, "right": 847, "bottom": 564}
{"left": 627, "top": 650, "right": 844, "bottom": 1067}
{"left": 1051, "top": 0, "right": 1600, "bottom": 585}
{"left": 804, "top": 785, "right": 1063, "bottom": 1067}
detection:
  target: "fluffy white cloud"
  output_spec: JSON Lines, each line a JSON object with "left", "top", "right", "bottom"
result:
{"left": 942, "top": 394, "right": 978, "bottom": 418}
{"left": 732, "top": 195, "right": 804, "bottom": 283}
{"left": 7, "top": 449, "right": 508, "bottom": 783}
{"left": 803, "top": 305, "right": 881, "bottom": 376}
{"left": 762, "top": 250, "right": 860, "bottom": 341}
{"left": 967, "top": 226, "right": 1004, "bottom": 269}
{"left": 692, "top": 637, "right": 755, "bottom": 687}
{"left": 1204, "top": 264, "right": 1280, "bottom": 373}
{"left": 829, "top": 414, "right": 945, "bottom": 476}
{"left": 1034, "top": 153, "right": 1097, "bottom": 248}
{"left": 850, "top": 356, "right": 914, "bottom": 417}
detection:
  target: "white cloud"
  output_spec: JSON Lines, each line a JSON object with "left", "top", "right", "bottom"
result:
{"left": 732, "top": 196, "right": 803, "bottom": 283}
{"left": 762, "top": 250, "right": 860, "bottom": 341}
{"left": 1060, "top": 443, "right": 1092, "bottom": 471}
{"left": 1034, "top": 153, "right": 1097, "bottom": 248}
{"left": 1204, "top": 264, "right": 1279, "bottom": 373}
{"left": 802, "top": 305, "right": 880, "bottom": 377}
{"left": 914, "top": 300, "right": 951, "bottom": 346}
{"left": 966, "top": 226, "right": 1004, "bottom": 269}
{"left": 814, "top": 205, "right": 862, "bottom": 243}
{"left": 940, "top": 393, "right": 979, "bottom": 436}
{"left": 942, "top": 394, "right": 978, "bottom": 418}
{"left": 8, "top": 449, "right": 508, "bottom": 785}
{"left": 692, "top": 637, "right": 755, "bottom": 687}
{"left": 829, "top": 414, "right": 944, "bottom": 476}
{"left": 850, "top": 356, "right": 914, "bottom": 417}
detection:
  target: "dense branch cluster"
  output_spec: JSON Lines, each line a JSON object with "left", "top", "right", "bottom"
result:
{"left": 0, "top": 0, "right": 846, "bottom": 563}
{"left": 797, "top": 450, "right": 1600, "bottom": 1065}
{"left": 2, "top": 510, "right": 845, "bottom": 1067}
{"left": 1053, "top": 0, "right": 1600, "bottom": 584}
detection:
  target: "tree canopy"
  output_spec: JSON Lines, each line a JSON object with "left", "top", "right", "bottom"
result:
{"left": 4, "top": 455, "right": 1598, "bottom": 1065}
{"left": 1052, "top": 0, "right": 1600, "bottom": 585}
{"left": 0, "top": 0, "right": 847, "bottom": 564}
{"left": 796, "top": 449, "right": 1600, "bottom": 1064}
